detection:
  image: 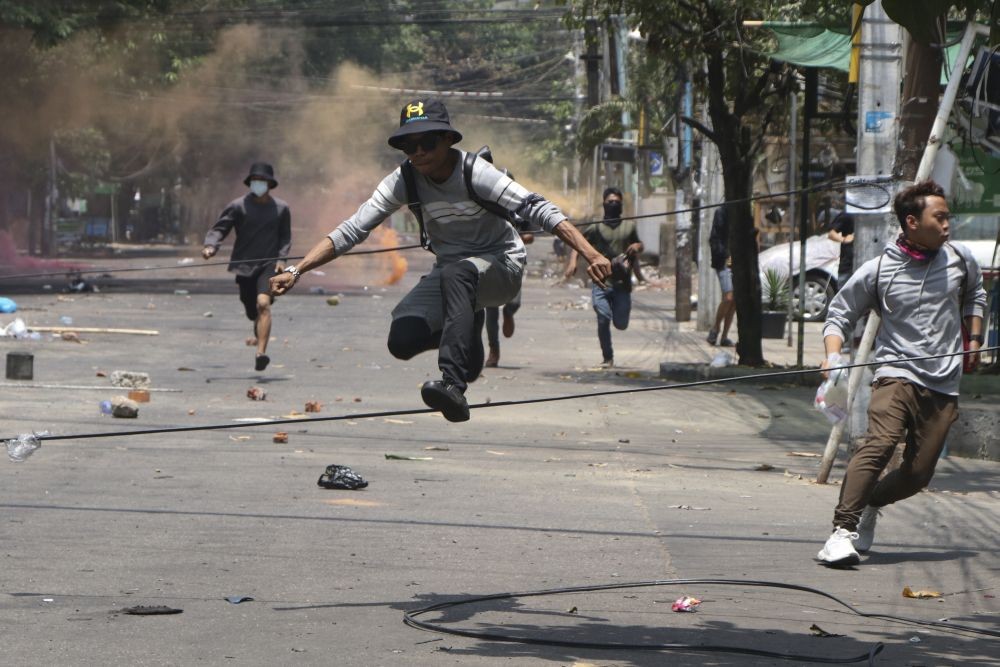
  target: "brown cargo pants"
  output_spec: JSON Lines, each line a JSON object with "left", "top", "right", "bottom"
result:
{"left": 833, "top": 377, "right": 959, "bottom": 531}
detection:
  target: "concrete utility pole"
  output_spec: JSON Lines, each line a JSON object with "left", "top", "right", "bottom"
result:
{"left": 818, "top": 0, "right": 903, "bottom": 483}
{"left": 697, "top": 103, "right": 723, "bottom": 332}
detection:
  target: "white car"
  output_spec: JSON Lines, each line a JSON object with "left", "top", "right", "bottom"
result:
{"left": 758, "top": 220, "right": 998, "bottom": 322}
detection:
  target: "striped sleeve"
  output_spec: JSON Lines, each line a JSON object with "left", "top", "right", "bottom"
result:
{"left": 328, "top": 169, "right": 406, "bottom": 256}
{"left": 469, "top": 158, "right": 566, "bottom": 232}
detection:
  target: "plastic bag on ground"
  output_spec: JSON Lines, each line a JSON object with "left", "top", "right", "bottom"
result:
{"left": 317, "top": 464, "right": 368, "bottom": 490}
{"left": 6, "top": 433, "right": 44, "bottom": 462}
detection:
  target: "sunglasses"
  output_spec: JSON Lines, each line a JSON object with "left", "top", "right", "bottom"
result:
{"left": 399, "top": 132, "right": 443, "bottom": 155}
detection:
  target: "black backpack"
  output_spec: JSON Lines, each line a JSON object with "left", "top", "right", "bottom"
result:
{"left": 400, "top": 146, "right": 520, "bottom": 252}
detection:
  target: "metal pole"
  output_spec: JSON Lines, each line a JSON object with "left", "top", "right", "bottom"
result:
{"left": 787, "top": 92, "right": 798, "bottom": 346}
{"left": 817, "top": 20, "right": 983, "bottom": 484}
{"left": 797, "top": 70, "right": 816, "bottom": 367}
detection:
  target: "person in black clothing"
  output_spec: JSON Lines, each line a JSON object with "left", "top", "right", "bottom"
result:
{"left": 707, "top": 206, "right": 735, "bottom": 346}
{"left": 825, "top": 208, "right": 855, "bottom": 290}
{"left": 203, "top": 162, "right": 291, "bottom": 371}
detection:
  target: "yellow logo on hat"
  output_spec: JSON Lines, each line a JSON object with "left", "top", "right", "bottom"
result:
{"left": 406, "top": 102, "right": 424, "bottom": 118}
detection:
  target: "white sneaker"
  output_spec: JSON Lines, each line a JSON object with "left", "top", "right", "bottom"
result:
{"left": 817, "top": 527, "right": 860, "bottom": 567}
{"left": 854, "top": 506, "right": 880, "bottom": 553}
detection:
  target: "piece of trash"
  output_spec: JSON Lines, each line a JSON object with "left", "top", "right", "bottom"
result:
{"left": 384, "top": 418, "right": 413, "bottom": 424}
{"left": 121, "top": 605, "right": 183, "bottom": 615}
{"left": 809, "top": 624, "right": 844, "bottom": 638}
{"left": 754, "top": 464, "right": 775, "bottom": 471}
{"left": 0, "top": 297, "right": 17, "bottom": 313}
{"left": 618, "top": 438, "right": 630, "bottom": 443}
{"left": 6, "top": 433, "right": 43, "bottom": 462}
{"left": 424, "top": 446, "right": 450, "bottom": 451}
{"left": 304, "top": 401, "right": 322, "bottom": 413}
{"left": 671, "top": 596, "right": 701, "bottom": 612}
{"left": 173, "top": 289, "right": 189, "bottom": 296}
{"left": 326, "top": 296, "right": 340, "bottom": 306}
{"left": 788, "top": 451, "right": 821, "bottom": 458}
{"left": 96, "top": 370, "right": 107, "bottom": 377}
{"left": 59, "top": 315, "right": 73, "bottom": 325}
{"left": 228, "top": 435, "right": 251, "bottom": 442}
{"left": 100, "top": 400, "right": 113, "bottom": 415}
{"left": 246, "top": 387, "right": 266, "bottom": 401}
{"left": 128, "top": 389, "right": 150, "bottom": 403}
{"left": 384, "top": 454, "right": 433, "bottom": 461}
{"left": 281, "top": 411, "right": 307, "bottom": 419}
{"left": 353, "top": 397, "right": 362, "bottom": 402}
{"left": 110, "top": 370, "right": 151, "bottom": 389}
{"left": 203, "top": 312, "right": 213, "bottom": 318}
{"left": 273, "top": 432, "right": 288, "bottom": 444}
{"left": 710, "top": 351, "right": 732, "bottom": 368}
{"left": 668, "top": 504, "right": 710, "bottom": 511}
{"left": 60, "top": 331, "right": 83, "bottom": 343}
{"left": 903, "top": 587, "right": 942, "bottom": 599}
{"left": 317, "top": 464, "right": 368, "bottom": 490}
{"left": 225, "top": 596, "right": 254, "bottom": 604}
{"left": 909, "top": 636, "right": 921, "bottom": 643}
{"left": 110, "top": 396, "right": 139, "bottom": 418}
{"left": 177, "top": 257, "right": 195, "bottom": 265}
{"left": 566, "top": 606, "right": 578, "bottom": 614}
{"left": 43, "top": 598, "right": 54, "bottom": 603}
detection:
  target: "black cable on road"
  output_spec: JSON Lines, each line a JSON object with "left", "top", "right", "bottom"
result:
{"left": 12, "top": 346, "right": 997, "bottom": 444}
{"left": 404, "top": 576, "right": 998, "bottom": 664}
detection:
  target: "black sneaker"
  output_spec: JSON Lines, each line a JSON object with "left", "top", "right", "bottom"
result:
{"left": 255, "top": 354, "right": 270, "bottom": 371}
{"left": 421, "top": 380, "right": 470, "bottom": 422}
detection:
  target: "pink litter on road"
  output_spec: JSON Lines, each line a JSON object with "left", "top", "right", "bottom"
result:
{"left": 671, "top": 595, "right": 701, "bottom": 612}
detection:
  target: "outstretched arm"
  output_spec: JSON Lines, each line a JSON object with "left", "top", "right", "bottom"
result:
{"left": 269, "top": 237, "right": 337, "bottom": 296}
{"left": 552, "top": 220, "right": 611, "bottom": 287}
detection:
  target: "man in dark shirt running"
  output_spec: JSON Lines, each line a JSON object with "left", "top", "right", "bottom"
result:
{"left": 203, "top": 162, "right": 291, "bottom": 371}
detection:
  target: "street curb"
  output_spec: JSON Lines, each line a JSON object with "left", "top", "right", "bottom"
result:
{"left": 659, "top": 361, "right": 821, "bottom": 387}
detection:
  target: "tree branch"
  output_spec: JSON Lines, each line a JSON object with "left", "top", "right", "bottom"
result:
{"left": 680, "top": 115, "right": 718, "bottom": 145}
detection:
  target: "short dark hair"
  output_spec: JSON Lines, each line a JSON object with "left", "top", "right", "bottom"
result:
{"left": 603, "top": 187, "right": 623, "bottom": 201}
{"left": 893, "top": 180, "right": 946, "bottom": 229}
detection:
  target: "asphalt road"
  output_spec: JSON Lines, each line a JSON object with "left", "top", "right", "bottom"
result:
{"left": 1, "top": 258, "right": 998, "bottom": 666}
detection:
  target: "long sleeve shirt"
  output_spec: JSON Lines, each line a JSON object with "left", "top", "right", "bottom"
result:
{"left": 327, "top": 150, "right": 567, "bottom": 265}
{"left": 205, "top": 194, "right": 292, "bottom": 277}
{"left": 823, "top": 240, "right": 986, "bottom": 396}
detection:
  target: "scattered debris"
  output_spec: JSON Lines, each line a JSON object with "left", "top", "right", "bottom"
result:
{"left": 317, "top": 464, "right": 368, "bottom": 490}
{"left": 110, "top": 370, "right": 151, "bottom": 389}
{"left": 225, "top": 596, "right": 254, "bottom": 604}
{"left": 566, "top": 606, "right": 578, "bottom": 614}
{"left": 424, "top": 446, "right": 450, "bottom": 451}
{"left": 384, "top": 418, "right": 413, "bottom": 424}
{"left": 903, "top": 587, "right": 942, "bottom": 599}
{"left": 754, "top": 464, "right": 775, "bottom": 471}
{"left": 326, "top": 295, "right": 340, "bottom": 306}
{"left": 671, "top": 596, "right": 701, "bottom": 612}
{"left": 788, "top": 451, "right": 821, "bottom": 458}
{"left": 618, "top": 438, "right": 630, "bottom": 443}
{"left": 229, "top": 435, "right": 251, "bottom": 442}
{"left": 121, "top": 605, "right": 182, "bottom": 615}
{"left": 246, "top": 387, "right": 266, "bottom": 401}
{"left": 128, "top": 389, "right": 150, "bottom": 403}
{"left": 385, "top": 454, "right": 433, "bottom": 461}
{"left": 668, "top": 504, "right": 710, "bottom": 511}
{"left": 60, "top": 331, "right": 83, "bottom": 343}
{"left": 273, "top": 432, "right": 288, "bottom": 444}
{"left": 5, "top": 433, "right": 43, "bottom": 462}
{"left": 809, "top": 624, "right": 844, "bottom": 638}
{"left": 110, "top": 396, "right": 139, "bottom": 418}
{"left": 304, "top": 400, "right": 322, "bottom": 413}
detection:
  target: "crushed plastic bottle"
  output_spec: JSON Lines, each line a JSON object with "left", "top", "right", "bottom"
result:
{"left": 6, "top": 432, "right": 45, "bottom": 462}
{"left": 710, "top": 351, "right": 733, "bottom": 368}
{"left": 815, "top": 354, "right": 848, "bottom": 423}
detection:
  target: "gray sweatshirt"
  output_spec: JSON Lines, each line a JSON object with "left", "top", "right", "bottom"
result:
{"left": 327, "top": 150, "right": 567, "bottom": 264}
{"left": 823, "top": 240, "right": 986, "bottom": 396}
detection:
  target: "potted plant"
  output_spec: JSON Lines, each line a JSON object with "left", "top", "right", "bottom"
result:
{"left": 761, "top": 268, "right": 790, "bottom": 339}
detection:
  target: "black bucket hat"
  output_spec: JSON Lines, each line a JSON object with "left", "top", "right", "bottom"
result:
{"left": 387, "top": 98, "right": 462, "bottom": 150}
{"left": 243, "top": 162, "right": 278, "bottom": 188}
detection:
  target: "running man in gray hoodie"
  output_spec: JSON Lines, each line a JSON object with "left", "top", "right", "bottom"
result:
{"left": 816, "top": 180, "right": 986, "bottom": 567}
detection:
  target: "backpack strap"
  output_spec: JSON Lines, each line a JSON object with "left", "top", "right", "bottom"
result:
{"left": 400, "top": 160, "right": 432, "bottom": 253}
{"left": 463, "top": 152, "right": 516, "bottom": 221}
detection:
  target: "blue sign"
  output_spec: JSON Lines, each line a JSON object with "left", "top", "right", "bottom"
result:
{"left": 864, "top": 111, "right": 894, "bottom": 134}
{"left": 649, "top": 151, "right": 664, "bottom": 176}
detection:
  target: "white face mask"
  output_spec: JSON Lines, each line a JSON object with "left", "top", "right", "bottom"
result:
{"left": 249, "top": 180, "right": 269, "bottom": 197}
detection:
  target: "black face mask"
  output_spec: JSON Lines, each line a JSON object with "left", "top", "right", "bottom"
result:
{"left": 603, "top": 200, "right": 623, "bottom": 222}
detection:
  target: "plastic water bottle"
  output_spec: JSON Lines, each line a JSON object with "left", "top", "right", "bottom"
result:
{"left": 6, "top": 433, "right": 43, "bottom": 462}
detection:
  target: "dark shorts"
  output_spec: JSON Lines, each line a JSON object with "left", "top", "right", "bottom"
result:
{"left": 235, "top": 264, "right": 276, "bottom": 321}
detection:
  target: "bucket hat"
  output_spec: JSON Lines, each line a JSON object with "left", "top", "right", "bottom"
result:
{"left": 243, "top": 162, "right": 278, "bottom": 188}
{"left": 387, "top": 98, "right": 462, "bottom": 149}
